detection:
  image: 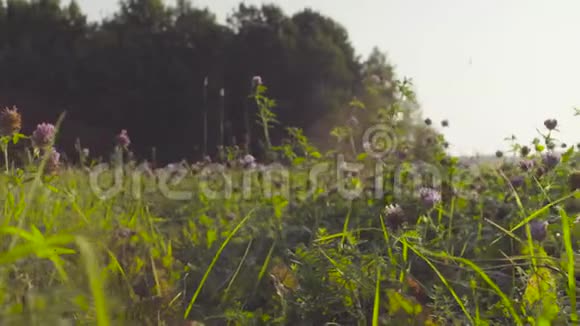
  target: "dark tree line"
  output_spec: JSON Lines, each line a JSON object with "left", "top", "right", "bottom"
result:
{"left": 0, "top": 0, "right": 399, "bottom": 163}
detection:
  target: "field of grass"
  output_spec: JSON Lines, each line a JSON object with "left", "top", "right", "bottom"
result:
{"left": 0, "top": 88, "right": 579, "bottom": 326}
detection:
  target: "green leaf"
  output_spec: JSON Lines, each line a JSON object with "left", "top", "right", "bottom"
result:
{"left": 562, "top": 146, "right": 575, "bottom": 163}
{"left": 206, "top": 229, "right": 217, "bottom": 249}
{"left": 309, "top": 151, "right": 322, "bottom": 159}
{"left": 356, "top": 153, "right": 368, "bottom": 161}
{"left": 386, "top": 289, "right": 422, "bottom": 316}
{"left": 523, "top": 267, "right": 559, "bottom": 322}
{"left": 349, "top": 98, "right": 366, "bottom": 110}
{"left": 292, "top": 157, "right": 305, "bottom": 166}
{"left": 272, "top": 196, "right": 288, "bottom": 218}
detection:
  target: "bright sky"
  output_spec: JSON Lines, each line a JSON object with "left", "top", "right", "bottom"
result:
{"left": 76, "top": 0, "right": 580, "bottom": 156}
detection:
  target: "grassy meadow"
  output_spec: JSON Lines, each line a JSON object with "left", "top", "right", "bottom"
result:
{"left": 0, "top": 82, "right": 579, "bottom": 326}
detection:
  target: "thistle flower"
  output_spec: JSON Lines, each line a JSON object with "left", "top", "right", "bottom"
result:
{"left": 528, "top": 220, "right": 548, "bottom": 242}
{"left": 520, "top": 146, "right": 530, "bottom": 157}
{"left": 519, "top": 159, "right": 534, "bottom": 172}
{"left": 509, "top": 175, "right": 525, "bottom": 188}
{"left": 542, "top": 151, "right": 560, "bottom": 169}
{"left": 536, "top": 165, "right": 547, "bottom": 178}
{"left": 226, "top": 212, "right": 237, "bottom": 221}
{"left": 495, "top": 150, "right": 504, "bottom": 158}
{"left": 384, "top": 203, "right": 405, "bottom": 229}
{"left": 0, "top": 106, "right": 21, "bottom": 136}
{"left": 31, "top": 123, "right": 55, "bottom": 149}
{"left": 424, "top": 118, "right": 432, "bottom": 126}
{"left": 238, "top": 154, "right": 257, "bottom": 169}
{"left": 44, "top": 148, "right": 61, "bottom": 175}
{"left": 544, "top": 119, "right": 558, "bottom": 130}
{"left": 116, "top": 129, "right": 131, "bottom": 148}
{"left": 243, "top": 154, "right": 255, "bottom": 164}
{"left": 252, "top": 76, "right": 263, "bottom": 89}
{"left": 441, "top": 119, "right": 449, "bottom": 127}
{"left": 418, "top": 187, "right": 441, "bottom": 207}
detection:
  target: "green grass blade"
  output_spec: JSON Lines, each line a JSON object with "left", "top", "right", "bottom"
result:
{"left": 559, "top": 207, "right": 578, "bottom": 323}
{"left": 372, "top": 266, "right": 381, "bottom": 326}
{"left": 402, "top": 239, "right": 474, "bottom": 325}
{"left": 183, "top": 207, "right": 257, "bottom": 319}
{"left": 340, "top": 201, "right": 353, "bottom": 248}
{"left": 76, "top": 236, "right": 110, "bottom": 326}
{"left": 257, "top": 239, "right": 277, "bottom": 283}
{"left": 223, "top": 238, "right": 253, "bottom": 300}
{"left": 490, "top": 192, "right": 577, "bottom": 246}
{"left": 425, "top": 248, "right": 523, "bottom": 325}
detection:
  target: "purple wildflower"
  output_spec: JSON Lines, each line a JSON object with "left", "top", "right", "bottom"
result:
{"left": 544, "top": 119, "right": 558, "bottom": 131}
{"left": 31, "top": 123, "right": 55, "bottom": 149}
{"left": 529, "top": 220, "right": 549, "bottom": 242}
{"left": 226, "top": 212, "right": 237, "bottom": 221}
{"left": 116, "top": 129, "right": 131, "bottom": 148}
{"left": 241, "top": 154, "right": 256, "bottom": 169}
{"left": 542, "top": 151, "right": 560, "bottom": 169}
{"left": 45, "top": 148, "right": 60, "bottom": 175}
{"left": 252, "top": 76, "right": 263, "bottom": 88}
{"left": 519, "top": 159, "right": 534, "bottom": 172}
{"left": 384, "top": 204, "right": 405, "bottom": 229}
{"left": 520, "top": 146, "right": 531, "bottom": 157}
{"left": 509, "top": 175, "right": 525, "bottom": 188}
{"left": 418, "top": 187, "right": 441, "bottom": 207}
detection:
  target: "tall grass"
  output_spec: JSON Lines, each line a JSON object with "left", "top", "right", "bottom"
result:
{"left": 0, "top": 82, "right": 577, "bottom": 325}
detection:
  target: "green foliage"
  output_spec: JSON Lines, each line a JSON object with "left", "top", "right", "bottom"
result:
{"left": 0, "top": 5, "right": 578, "bottom": 323}
{"left": 0, "top": 113, "right": 577, "bottom": 324}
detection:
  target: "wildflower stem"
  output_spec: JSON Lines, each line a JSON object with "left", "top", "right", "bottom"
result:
{"left": 202, "top": 77, "right": 208, "bottom": 157}
{"left": 2, "top": 142, "right": 8, "bottom": 173}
